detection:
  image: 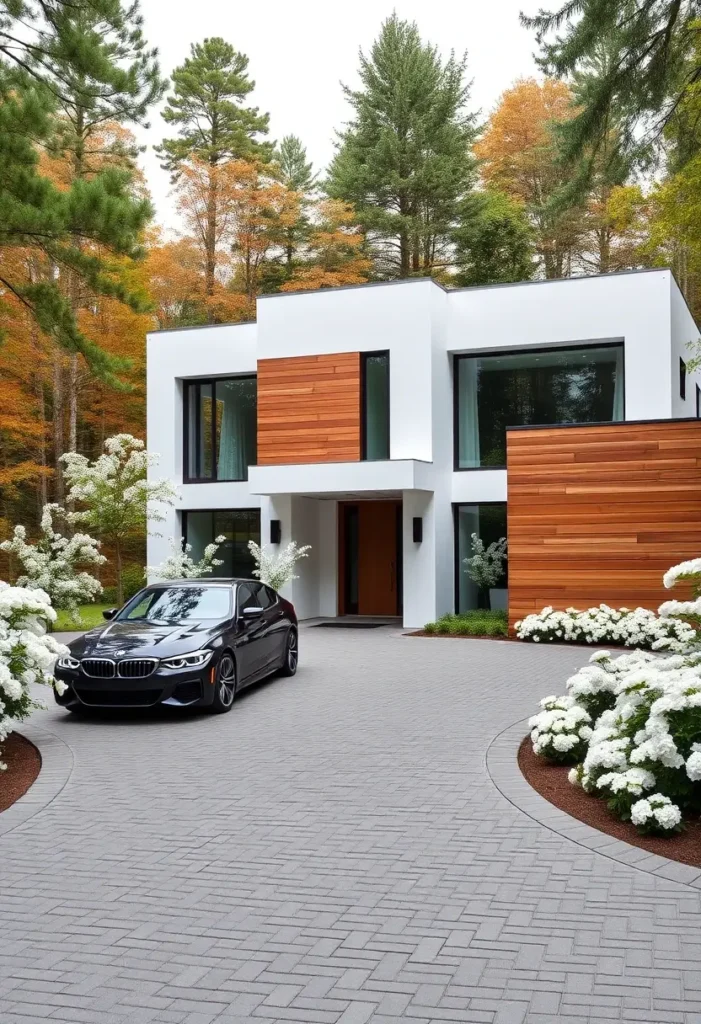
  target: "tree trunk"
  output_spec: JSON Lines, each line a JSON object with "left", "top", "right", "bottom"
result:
{"left": 205, "top": 161, "right": 218, "bottom": 313}
{"left": 52, "top": 348, "right": 65, "bottom": 503}
{"left": 30, "top": 318, "right": 48, "bottom": 513}
{"left": 115, "top": 540, "right": 123, "bottom": 607}
{"left": 68, "top": 352, "right": 79, "bottom": 453}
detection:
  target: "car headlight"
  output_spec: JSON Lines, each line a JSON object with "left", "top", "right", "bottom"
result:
{"left": 160, "top": 650, "right": 214, "bottom": 670}
{"left": 57, "top": 655, "right": 80, "bottom": 671}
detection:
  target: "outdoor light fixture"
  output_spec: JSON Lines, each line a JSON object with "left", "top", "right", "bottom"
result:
{"left": 412, "top": 517, "right": 423, "bottom": 543}
{"left": 270, "top": 520, "right": 281, "bottom": 544}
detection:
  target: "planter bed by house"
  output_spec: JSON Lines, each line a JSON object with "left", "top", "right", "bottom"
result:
{"left": 0, "top": 733, "right": 41, "bottom": 813}
{"left": 519, "top": 735, "right": 701, "bottom": 869}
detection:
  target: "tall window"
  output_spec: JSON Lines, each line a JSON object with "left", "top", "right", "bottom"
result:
{"left": 680, "top": 358, "right": 687, "bottom": 400}
{"left": 455, "top": 344, "right": 624, "bottom": 469}
{"left": 362, "top": 352, "right": 390, "bottom": 460}
{"left": 182, "top": 509, "right": 260, "bottom": 578}
{"left": 455, "top": 503, "right": 507, "bottom": 613}
{"left": 185, "top": 377, "right": 257, "bottom": 482}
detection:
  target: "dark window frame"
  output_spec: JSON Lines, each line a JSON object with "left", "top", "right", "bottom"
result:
{"left": 453, "top": 501, "right": 507, "bottom": 614}
{"left": 697, "top": 384, "right": 701, "bottom": 418}
{"left": 181, "top": 507, "right": 261, "bottom": 580}
{"left": 452, "top": 341, "right": 626, "bottom": 472}
{"left": 183, "top": 374, "right": 257, "bottom": 484}
{"left": 680, "top": 358, "right": 687, "bottom": 400}
{"left": 360, "top": 350, "right": 390, "bottom": 461}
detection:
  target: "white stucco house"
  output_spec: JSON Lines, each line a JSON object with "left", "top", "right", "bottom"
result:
{"left": 147, "top": 269, "right": 701, "bottom": 628}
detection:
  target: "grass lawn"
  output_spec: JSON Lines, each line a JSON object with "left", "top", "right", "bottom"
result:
{"left": 422, "top": 609, "right": 508, "bottom": 637}
{"left": 52, "top": 603, "right": 113, "bottom": 632}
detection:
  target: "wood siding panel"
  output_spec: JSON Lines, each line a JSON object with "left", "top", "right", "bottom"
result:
{"left": 506, "top": 420, "right": 701, "bottom": 629}
{"left": 257, "top": 353, "right": 361, "bottom": 465}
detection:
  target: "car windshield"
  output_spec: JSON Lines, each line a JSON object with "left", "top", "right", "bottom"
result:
{"left": 117, "top": 586, "right": 232, "bottom": 624}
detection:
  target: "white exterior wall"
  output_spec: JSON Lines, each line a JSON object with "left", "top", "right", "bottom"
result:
{"left": 146, "top": 269, "right": 692, "bottom": 628}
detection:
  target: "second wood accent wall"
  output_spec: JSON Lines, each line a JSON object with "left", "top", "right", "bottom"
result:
{"left": 257, "top": 353, "right": 361, "bottom": 465}
{"left": 507, "top": 420, "right": 701, "bottom": 627}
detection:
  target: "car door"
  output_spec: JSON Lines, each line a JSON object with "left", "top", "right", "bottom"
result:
{"left": 252, "top": 584, "right": 288, "bottom": 672}
{"left": 234, "top": 582, "right": 266, "bottom": 683}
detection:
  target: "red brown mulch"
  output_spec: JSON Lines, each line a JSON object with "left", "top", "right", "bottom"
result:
{"left": 519, "top": 736, "right": 701, "bottom": 868}
{"left": 0, "top": 733, "right": 41, "bottom": 813}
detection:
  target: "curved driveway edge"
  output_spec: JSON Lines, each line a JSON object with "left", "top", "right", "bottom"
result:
{"left": 487, "top": 716, "right": 701, "bottom": 890}
{"left": 0, "top": 724, "right": 74, "bottom": 839}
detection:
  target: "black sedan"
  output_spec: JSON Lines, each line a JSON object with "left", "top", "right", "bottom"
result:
{"left": 53, "top": 579, "right": 298, "bottom": 714}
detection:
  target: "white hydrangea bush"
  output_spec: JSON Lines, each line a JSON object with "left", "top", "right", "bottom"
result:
{"left": 248, "top": 541, "right": 311, "bottom": 592}
{"left": 528, "top": 556, "right": 701, "bottom": 836}
{"left": 515, "top": 604, "right": 695, "bottom": 652}
{"left": 147, "top": 536, "right": 225, "bottom": 581}
{"left": 0, "top": 504, "right": 105, "bottom": 623}
{"left": 0, "top": 585, "right": 68, "bottom": 769}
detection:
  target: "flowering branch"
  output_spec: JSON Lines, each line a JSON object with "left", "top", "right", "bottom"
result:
{"left": 248, "top": 541, "right": 311, "bottom": 592}
{"left": 147, "top": 536, "right": 225, "bottom": 580}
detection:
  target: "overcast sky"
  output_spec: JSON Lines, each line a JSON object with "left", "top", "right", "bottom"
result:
{"left": 136, "top": 0, "right": 545, "bottom": 230}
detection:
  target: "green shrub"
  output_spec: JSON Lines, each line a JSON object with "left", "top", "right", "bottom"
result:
{"left": 121, "top": 564, "right": 145, "bottom": 602}
{"left": 423, "top": 609, "right": 508, "bottom": 637}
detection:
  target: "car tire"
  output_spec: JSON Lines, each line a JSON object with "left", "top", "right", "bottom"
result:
{"left": 278, "top": 628, "right": 298, "bottom": 677}
{"left": 208, "top": 651, "right": 237, "bottom": 713}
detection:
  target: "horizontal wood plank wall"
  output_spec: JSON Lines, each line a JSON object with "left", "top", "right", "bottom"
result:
{"left": 257, "top": 353, "right": 361, "bottom": 464}
{"left": 507, "top": 420, "right": 701, "bottom": 628}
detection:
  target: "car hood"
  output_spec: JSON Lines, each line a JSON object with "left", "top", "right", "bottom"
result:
{"left": 69, "top": 620, "right": 223, "bottom": 659}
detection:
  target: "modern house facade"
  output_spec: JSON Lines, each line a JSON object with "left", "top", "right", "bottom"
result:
{"left": 146, "top": 268, "right": 701, "bottom": 628}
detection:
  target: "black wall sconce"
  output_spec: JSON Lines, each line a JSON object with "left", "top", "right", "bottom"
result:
{"left": 270, "top": 519, "right": 281, "bottom": 544}
{"left": 412, "top": 517, "right": 423, "bottom": 543}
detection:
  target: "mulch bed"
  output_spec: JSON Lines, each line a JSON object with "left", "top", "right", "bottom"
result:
{"left": 519, "top": 736, "right": 701, "bottom": 869}
{"left": 0, "top": 733, "right": 41, "bottom": 814}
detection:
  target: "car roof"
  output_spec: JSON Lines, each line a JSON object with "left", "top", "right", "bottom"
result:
{"left": 145, "top": 578, "right": 256, "bottom": 587}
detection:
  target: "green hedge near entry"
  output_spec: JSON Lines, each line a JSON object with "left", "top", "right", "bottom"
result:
{"left": 423, "top": 609, "right": 508, "bottom": 637}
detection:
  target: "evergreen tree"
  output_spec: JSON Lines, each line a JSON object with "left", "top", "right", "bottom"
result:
{"left": 273, "top": 134, "right": 316, "bottom": 276}
{"left": 326, "top": 14, "right": 477, "bottom": 278}
{"left": 522, "top": 0, "right": 701, "bottom": 167}
{"left": 157, "top": 38, "right": 271, "bottom": 306}
{"left": 453, "top": 191, "right": 535, "bottom": 286}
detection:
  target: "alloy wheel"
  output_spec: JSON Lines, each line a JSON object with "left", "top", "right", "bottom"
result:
{"left": 287, "top": 631, "right": 298, "bottom": 673}
{"left": 218, "top": 653, "right": 236, "bottom": 707}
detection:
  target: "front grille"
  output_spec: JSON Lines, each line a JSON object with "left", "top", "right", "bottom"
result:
{"left": 75, "top": 688, "right": 162, "bottom": 707}
{"left": 81, "top": 659, "right": 115, "bottom": 678}
{"left": 117, "top": 658, "right": 158, "bottom": 679}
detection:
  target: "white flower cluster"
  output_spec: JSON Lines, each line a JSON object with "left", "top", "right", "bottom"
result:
{"left": 529, "top": 695, "right": 592, "bottom": 761}
{"left": 0, "top": 504, "right": 105, "bottom": 621}
{"left": 630, "top": 794, "right": 682, "bottom": 831}
{"left": 0, "top": 585, "right": 68, "bottom": 769}
{"left": 463, "top": 534, "right": 507, "bottom": 590}
{"left": 248, "top": 541, "right": 311, "bottom": 593}
{"left": 515, "top": 604, "right": 695, "bottom": 652}
{"left": 147, "top": 536, "right": 225, "bottom": 581}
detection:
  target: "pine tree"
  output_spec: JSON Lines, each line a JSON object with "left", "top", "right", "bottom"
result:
{"left": 326, "top": 13, "right": 477, "bottom": 278}
{"left": 273, "top": 134, "right": 316, "bottom": 276}
{"left": 157, "top": 37, "right": 272, "bottom": 306}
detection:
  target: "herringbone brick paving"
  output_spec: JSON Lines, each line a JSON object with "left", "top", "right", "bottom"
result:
{"left": 2, "top": 628, "right": 701, "bottom": 1023}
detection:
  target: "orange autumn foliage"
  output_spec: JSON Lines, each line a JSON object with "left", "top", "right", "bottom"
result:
{"left": 281, "top": 200, "right": 371, "bottom": 292}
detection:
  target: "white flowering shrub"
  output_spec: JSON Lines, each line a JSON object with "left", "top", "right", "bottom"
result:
{"left": 464, "top": 534, "right": 507, "bottom": 590}
{"left": 61, "top": 434, "right": 177, "bottom": 605}
{"left": 248, "top": 541, "right": 311, "bottom": 592}
{"left": 0, "top": 504, "right": 105, "bottom": 624}
{"left": 515, "top": 604, "right": 695, "bottom": 652}
{"left": 0, "top": 585, "right": 68, "bottom": 769}
{"left": 147, "top": 536, "right": 225, "bottom": 581}
{"left": 529, "top": 695, "right": 593, "bottom": 763}
{"left": 528, "top": 555, "right": 701, "bottom": 836}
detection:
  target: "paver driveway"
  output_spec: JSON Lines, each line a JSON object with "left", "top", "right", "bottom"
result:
{"left": 3, "top": 627, "right": 701, "bottom": 1024}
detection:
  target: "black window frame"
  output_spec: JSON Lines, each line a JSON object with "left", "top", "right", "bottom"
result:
{"left": 453, "top": 501, "right": 508, "bottom": 614}
{"left": 452, "top": 341, "right": 626, "bottom": 472}
{"left": 696, "top": 383, "right": 700, "bottom": 418}
{"left": 360, "top": 350, "right": 390, "bottom": 462}
{"left": 181, "top": 507, "right": 261, "bottom": 580}
{"left": 183, "top": 374, "right": 257, "bottom": 484}
{"left": 680, "top": 358, "right": 687, "bottom": 401}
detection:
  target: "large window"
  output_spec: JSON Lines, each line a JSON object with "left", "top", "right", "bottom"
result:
{"left": 455, "top": 344, "right": 624, "bottom": 469}
{"left": 362, "top": 352, "right": 390, "bottom": 460}
{"left": 455, "top": 503, "right": 507, "bottom": 613}
{"left": 185, "top": 377, "right": 257, "bottom": 482}
{"left": 182, "top": 509, "right": 260, "bottom": 578}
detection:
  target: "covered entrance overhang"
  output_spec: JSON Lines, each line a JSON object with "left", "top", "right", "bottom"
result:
{"left": 248, "top": 458, "right": 433, "bottom": 498}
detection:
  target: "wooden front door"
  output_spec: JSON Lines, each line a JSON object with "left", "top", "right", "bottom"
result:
{"left": 340, "top": 501, "right": 402, "bottom": 616}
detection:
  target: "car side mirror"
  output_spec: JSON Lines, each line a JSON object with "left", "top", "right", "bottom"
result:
{"left": 102, "top": 608, "right": 118, "bottom": 620}
{"left": 240, "top": 606, "right": 263, "bottom": 620}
